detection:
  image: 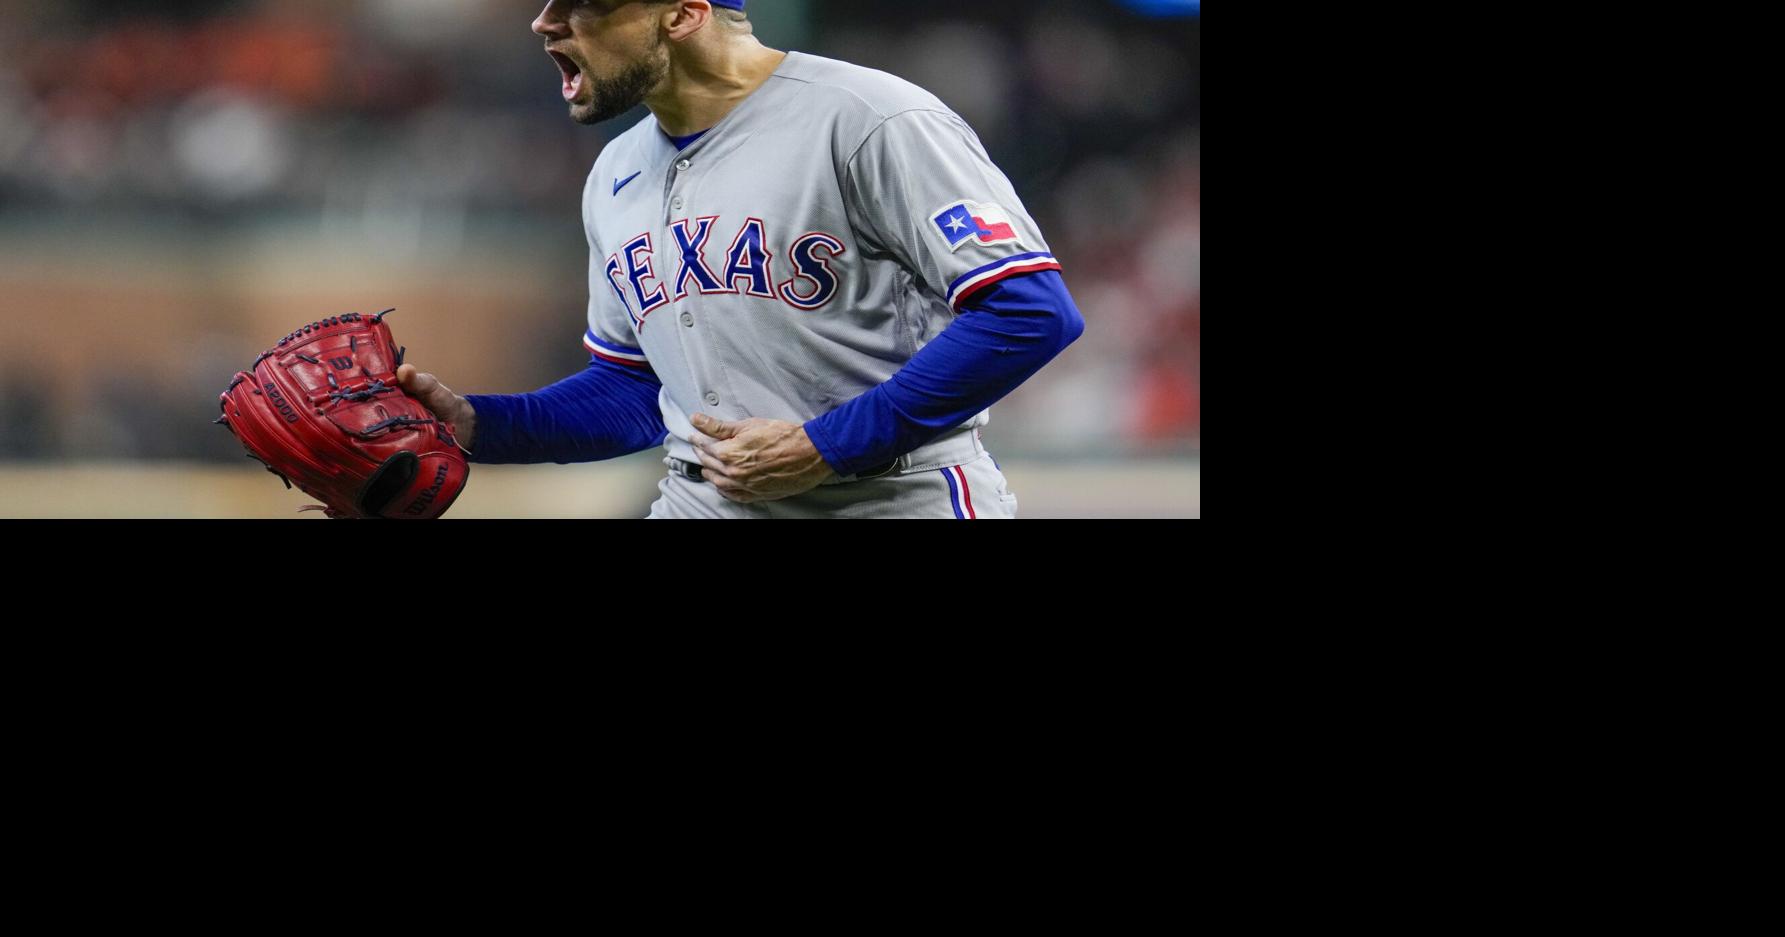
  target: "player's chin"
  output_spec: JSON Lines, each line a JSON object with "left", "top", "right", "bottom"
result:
{"left": 567, "top": 91, "right": 614, "bottom": 126}
{"left": 572, "top": 101, "right": 630, "bottom": 126}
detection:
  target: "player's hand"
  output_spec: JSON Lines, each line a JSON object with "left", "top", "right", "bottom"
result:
{"left": 397, "top": 364, "right": 478, "bottom": 451}
{"left": 689, "top": 412, "right": 835, "bottom": 503}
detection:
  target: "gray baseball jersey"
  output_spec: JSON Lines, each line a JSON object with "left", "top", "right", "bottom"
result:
{"left": 578, "top": 51, "right": 1057, "bottom": 518}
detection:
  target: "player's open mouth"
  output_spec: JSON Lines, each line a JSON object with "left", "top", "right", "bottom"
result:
{"left": 547, "top": 49, "right": 583, "bottom": 102}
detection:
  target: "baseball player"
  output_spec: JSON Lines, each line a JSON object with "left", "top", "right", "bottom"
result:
{"left": 397, "top": 0, "right": 1084, "bottom": 518}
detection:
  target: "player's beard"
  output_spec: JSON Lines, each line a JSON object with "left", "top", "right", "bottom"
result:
{"left": 573, "top": 33, "right": 669, "bottom": 125}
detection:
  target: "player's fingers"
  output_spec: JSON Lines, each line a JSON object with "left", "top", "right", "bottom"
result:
{"left": 692, "top": 446, "right": 732, "bottom": 479}
{"left": 398, "top": 366, "right": 458, "bottom": 418}
{"left": 690, "top": 432, "right": 741, "bottom": 467}
{"left": 714, "top": 484, "right": 755, "bottom": 504}
{"left": 691, "top": 412, "right": 740, "bottom": 439}
{"left": 705, "top": 471, "right": 751, "bottom": 502}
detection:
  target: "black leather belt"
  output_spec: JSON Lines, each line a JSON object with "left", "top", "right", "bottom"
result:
{"left": 667, "top": 456, "right": 897, "bottom": 483}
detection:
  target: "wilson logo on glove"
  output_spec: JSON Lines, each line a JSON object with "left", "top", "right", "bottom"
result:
{"left": 215, "top": 309, "right": 471, "bottom": 519}
{"left": 403, "top": 464, "right": 454, "bottom": 516}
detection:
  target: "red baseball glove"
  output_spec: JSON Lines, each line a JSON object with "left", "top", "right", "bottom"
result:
{"left": 216, "top": 310, "right": 470, "bottom": 519}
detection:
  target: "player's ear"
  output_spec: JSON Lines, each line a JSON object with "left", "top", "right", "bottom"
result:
{"left": 662, "top": 0, "right": 713, "bottom": 43}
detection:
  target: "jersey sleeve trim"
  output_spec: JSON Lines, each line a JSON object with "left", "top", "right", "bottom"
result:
{"left": 583, "top": 329, "right": 651, "bottom": 369}
{"left": 947, "top": 251, "right": 1063, "bottom": 309}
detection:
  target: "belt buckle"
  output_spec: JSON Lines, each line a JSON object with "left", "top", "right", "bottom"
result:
{"left": 666, "top": 457, "right": 704, "bottom": 482}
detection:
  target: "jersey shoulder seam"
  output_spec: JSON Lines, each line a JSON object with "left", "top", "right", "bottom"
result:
{"left": 775, "top": 53, "right": 944, "bottom": 120}
{"left": 841, "top": 107, "right": 966, "bottom": 181}
{"left": 826, "top": 75, "right": 952, "bottom": 123}
{"left": 770, "top": 72, "right": 890, "bottom": 120}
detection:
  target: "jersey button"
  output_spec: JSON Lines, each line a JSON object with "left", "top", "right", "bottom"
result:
{"left": 704, "top": 392, "right": 720, "bottom": 406}
{"left": 676, "top": 159, "right": 691, "bottom": 172}
{"left": 672, "top": 196, "right": 685, "bottom": 211}
{"left": 680, "top": 312, "right": 695, "bottom": 328}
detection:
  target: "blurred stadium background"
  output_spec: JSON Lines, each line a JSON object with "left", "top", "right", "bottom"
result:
{"left": 0, "top": 0, "right": 1199, "bottom": 518}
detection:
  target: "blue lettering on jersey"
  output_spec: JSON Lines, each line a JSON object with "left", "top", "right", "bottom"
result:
{"left": 622, "top": 233, "right": 670, "bottom": 318}
{"left": 604, "top": 252, "right": 642, "bottom": 330}
{"left": 603, "top": 219, "right": 849, "bottom": 326}
{"left": 671, "top": 216, "right": 727, "bottom": 300}
{"left": 779, "top": 232, "right": 848, "bottom": 311}
{"left": 721, "top": 217, "right": 779, "bottom": 300}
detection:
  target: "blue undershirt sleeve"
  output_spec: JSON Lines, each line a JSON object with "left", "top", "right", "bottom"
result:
{"left": 461, "top": 355, "right": 669, "bottom": 465}
{"left": 802, "top": 269, "right": 1085, "bottom": 476}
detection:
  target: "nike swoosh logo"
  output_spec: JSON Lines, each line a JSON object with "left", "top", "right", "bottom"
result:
{"left": 613, "top": 171, "right": 642, "bottom": 196}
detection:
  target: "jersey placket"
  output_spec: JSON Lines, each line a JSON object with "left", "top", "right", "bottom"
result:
{"left": 656, "top": 135, "right": 732, "bottom": 415}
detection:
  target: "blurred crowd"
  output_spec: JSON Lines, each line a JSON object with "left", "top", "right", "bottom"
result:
{"left": 0, "top": 0, "right": 1198, "bottom": 460}
{"left": 0, "top": 0, "right": 611, "bottom": 213}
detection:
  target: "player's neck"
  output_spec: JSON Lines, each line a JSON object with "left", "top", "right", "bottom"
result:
{"left": 646, "top": 39, "right": 786, "bottom": 138}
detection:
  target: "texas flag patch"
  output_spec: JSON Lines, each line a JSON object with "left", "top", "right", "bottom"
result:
{"left": 932, "top": 201, "right": 1023, "bottom": 252}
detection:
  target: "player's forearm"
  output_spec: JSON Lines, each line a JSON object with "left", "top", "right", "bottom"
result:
{"left": 803, "top": 270, "right": 1084, "bottom": 475}
{"left": 462, "top": 358, "right": 668, "bottom": 465}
